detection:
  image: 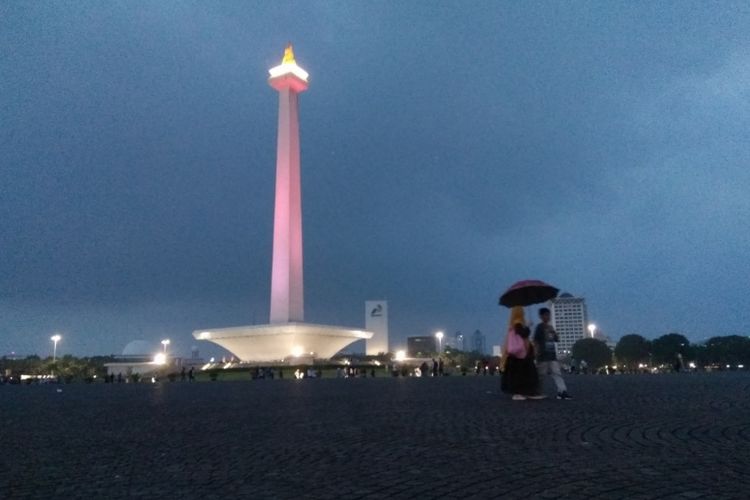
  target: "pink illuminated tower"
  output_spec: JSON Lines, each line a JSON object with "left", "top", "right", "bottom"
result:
{"left": 268, "top": 45, "right": 309, "bottom": 323}
{"left": 192, "top": 46, "right": 372, "bottom": 362}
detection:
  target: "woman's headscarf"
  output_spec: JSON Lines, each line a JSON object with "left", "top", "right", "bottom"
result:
{"left": 508, "top": 306, "right": 525, "bottom": 329}
{"left": 501, "top": 306, "right": 526, "bottom": 369}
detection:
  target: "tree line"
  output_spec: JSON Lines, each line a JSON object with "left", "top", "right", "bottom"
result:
{"left": 571, "top": 333, "right": 750, "bottom": 371}
{"left": 0, "top": 355, "right": 113, "bottom": 382}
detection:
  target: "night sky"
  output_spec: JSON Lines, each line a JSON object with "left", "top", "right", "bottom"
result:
{"left": 2, "top": 2, "right": 749, "bottom": 357}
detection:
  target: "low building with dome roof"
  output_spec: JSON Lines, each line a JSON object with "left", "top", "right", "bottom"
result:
{"left": 104, "top": 340, "right": 172, "bottom": 378}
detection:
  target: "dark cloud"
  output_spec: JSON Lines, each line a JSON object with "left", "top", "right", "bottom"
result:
{"left": 2, "top": 2, "right": 749, "bottom": 356}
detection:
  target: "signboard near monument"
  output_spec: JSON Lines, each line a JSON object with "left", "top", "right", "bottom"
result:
{"left": 365, "top": 301, "right": 389, "bottom": 355}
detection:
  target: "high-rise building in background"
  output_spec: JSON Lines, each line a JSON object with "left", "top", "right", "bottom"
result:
{"left": 445, "top": 331, "right": 465, "bottom": 351}
{"left": 551, "top": 292, "right": 588, "bottom": 355}
{"left": 471, "top": 329, "right": 486, "bottom": 354}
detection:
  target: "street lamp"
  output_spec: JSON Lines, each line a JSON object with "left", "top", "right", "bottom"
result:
{"left": 161, "top": 338, "right": 170, "bottom": 353}
{"left": 50, "top": 334, "right": 61, "bottom": 362}
{"left": 587, "top": 324, "right": 596, "bottom": 338}
{"left": 435, "top": 331, "right": 444, "bottom": 353}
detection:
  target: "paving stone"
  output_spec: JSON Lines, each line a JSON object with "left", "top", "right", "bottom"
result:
{"left": 0, "top": 373, "right": 748, "bottom": 498}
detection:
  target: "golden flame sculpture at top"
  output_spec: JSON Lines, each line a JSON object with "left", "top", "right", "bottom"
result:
{"left": 282, "top": 44, "right": 296, "bottom": 65}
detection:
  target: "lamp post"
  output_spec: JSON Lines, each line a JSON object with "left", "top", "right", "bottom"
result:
{"left": 50, "top": 334, "right": 61, "bottom": 362}
{"left": 161, "top": 339, "right": 170, "bottom": 354}
{"left": 587, "top": 323, "right": 596, "bottom": 339}
{"left": 435, "top": 331, "right": 444, "bottom": 353}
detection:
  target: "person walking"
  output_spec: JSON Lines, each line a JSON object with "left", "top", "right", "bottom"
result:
{"left": 533, "top": 307, "right": 572, "bottom": 400}
{"left": 501, "top": 306, "right": 543, "bottom": 400}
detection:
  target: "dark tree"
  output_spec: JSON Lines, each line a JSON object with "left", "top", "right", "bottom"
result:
{"left": 614, "top": 334, "right": 651, "bottom": 368}
{"left": 697, "top": 336, "right": 750, "bottom": 366}
{"left": 571, "top": 338, "right": 612, "bottom": 369}
{"left": 651, "top": 333, "right": 691, "bottom": 365}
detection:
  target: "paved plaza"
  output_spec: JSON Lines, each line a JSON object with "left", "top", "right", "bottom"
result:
{"left": 1, "top": 372, "right": 748, "bottom": 499}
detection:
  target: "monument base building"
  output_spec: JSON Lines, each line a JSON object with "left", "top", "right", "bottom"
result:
{"left": 194, "top": 323, "right": 371, "bottom": 363}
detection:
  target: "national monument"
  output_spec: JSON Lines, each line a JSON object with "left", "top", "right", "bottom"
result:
{"left": 193, "top": 46, "right": 372, "bottom": 362}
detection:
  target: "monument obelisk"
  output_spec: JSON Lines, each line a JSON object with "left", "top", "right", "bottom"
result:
{"left": 192, "top": 46, "right": 371, "bottom": 362}
{"left": 268, "top": 45, "right": 307, "bottom": 323}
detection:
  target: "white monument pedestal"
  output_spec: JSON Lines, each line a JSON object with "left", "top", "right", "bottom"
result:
{"left": 194, "top": 323, "right": 371, "bottom": 363}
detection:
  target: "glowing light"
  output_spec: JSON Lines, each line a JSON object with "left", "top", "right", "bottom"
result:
{"left": 153, "top": 353, "right": 167, "bottom": 365}
{"left": 587, "top": 324, "right": 596, "bottom": 338}
{"left": 395, "top": 350, "right": 406, "bottom": 362}
{"left": 198, "top": 331, "right": 211, "bottom": 339}
{"left": 291, "top": 346, "right": 304, "bottom": 357}
{"left": 161, "top": 339, "right": 170, "bottom": 353}
{"left": 689, "top": 362, "right": 696, "bottom": 369}
{"left": 739, "top": 364, "right": 745, "bottom": 369}
{"left": 50, "top": 334, "right": 62, "bottom": 362}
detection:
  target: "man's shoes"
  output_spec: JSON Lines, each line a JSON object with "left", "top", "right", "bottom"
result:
{"left": 557, "top": 391, "right": 573, "bottom": 400}
{"left": 512, "top": 394, "right": 527, "bottom": 400}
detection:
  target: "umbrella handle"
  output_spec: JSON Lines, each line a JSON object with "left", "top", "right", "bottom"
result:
{"left": 526, "top": 306, "right": 534, "bottom": 328}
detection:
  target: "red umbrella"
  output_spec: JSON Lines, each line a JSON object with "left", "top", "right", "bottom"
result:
{"left": 499, "top": 280, "right": 559, "bottom": 307}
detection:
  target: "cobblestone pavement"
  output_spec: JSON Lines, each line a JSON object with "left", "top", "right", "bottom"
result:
{"left": 1, "top": 372, "right": 749, "bottom": 499}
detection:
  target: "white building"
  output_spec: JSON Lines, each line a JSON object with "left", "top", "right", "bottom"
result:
{"left": 551, "top": 293, "right": 588, "bottom": 355}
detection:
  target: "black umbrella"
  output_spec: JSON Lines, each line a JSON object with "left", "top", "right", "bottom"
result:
{"left": 499, "top": 280, "right": 559, "bottom": 307}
